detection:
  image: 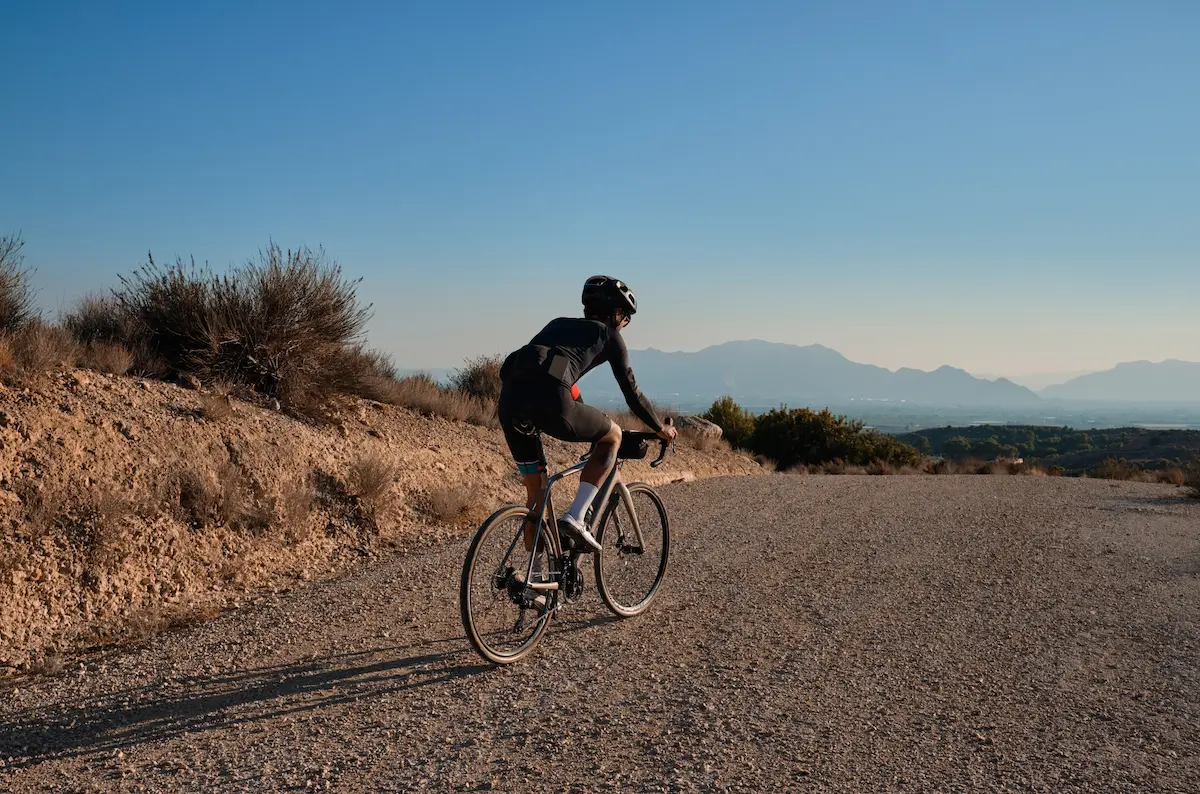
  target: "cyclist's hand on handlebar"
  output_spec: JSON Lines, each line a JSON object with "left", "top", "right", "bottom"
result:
{"left": 656, "top": 418, "right": 677, "bottom": 444}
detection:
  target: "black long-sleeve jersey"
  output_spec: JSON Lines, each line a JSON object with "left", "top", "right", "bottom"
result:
{"left": 501, "top": 317, "right": 663, "bottom": 433}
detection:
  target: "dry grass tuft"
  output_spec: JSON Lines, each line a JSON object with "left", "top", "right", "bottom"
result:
{"left": 428, "top": 485, "right": 481, "bottom": 524}
{"left": 278, "top": 472, "right": 317, "bottom": 542}
{"left": 176, "top": 461, "right": 265, "bottom": 531}
{"left": 78, "top": 340, "right": 134, "bottom": 375}
{"left": 377, "top": 373, "right": 498, "bottom": 428}
{"left": 1, "top": 319, "right": 79, "bottom": 384}
{"left": 866, "top": 459, "right": 892, "bottom": 476}
{"left": 349, "top": 453, "right": 399, "bottom": 521}
{"left": 1158, "top": 467, "right": 1186, "bottom": 486}
{"left": 678, "top": 427, "right": 731, "bottom": 454}
{"left": 821, "top": 459, "right": 847, "bottom": 475}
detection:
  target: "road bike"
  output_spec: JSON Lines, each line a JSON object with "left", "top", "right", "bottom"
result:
{"left": 459, "top": 426, "right": 672, "bottom": 664}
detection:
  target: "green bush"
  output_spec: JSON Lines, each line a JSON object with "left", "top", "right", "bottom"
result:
{"left": 748, "top": 406, "right": 921, "bottom": 471}
{"left": 701, "top": 396, "right": 756, "bottom": 448}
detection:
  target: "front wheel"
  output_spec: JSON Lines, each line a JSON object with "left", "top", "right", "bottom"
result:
{"left": 593, "top": 483, "right": 670, "bottom": 618}
{"left": 460, "top": 505, "right": 560, "bottom": 664}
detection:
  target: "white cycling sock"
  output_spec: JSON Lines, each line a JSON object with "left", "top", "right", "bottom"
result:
{"left": 565, "top": 482, "right": 599, "bottom": 525}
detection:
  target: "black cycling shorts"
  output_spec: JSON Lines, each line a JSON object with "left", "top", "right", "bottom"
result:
{"left": 498, "top": 377, "right": 614, "bottom": 475}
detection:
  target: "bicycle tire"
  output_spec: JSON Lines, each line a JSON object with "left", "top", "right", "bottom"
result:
{"left": 460, "top": 504, "right": 561, "bottom": 664}
{"left": 593, "top": 482, "right": 670, "bottom": 618}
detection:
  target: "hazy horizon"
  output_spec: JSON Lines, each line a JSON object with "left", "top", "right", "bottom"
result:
{"left": 404, "top": 338, "right": 1192, "bottom": 389}
{"left": 4, "top": 3, "right": 1198, "bottom": 375}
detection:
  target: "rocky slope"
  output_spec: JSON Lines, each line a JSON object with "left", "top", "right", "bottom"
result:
{"left": 0, "top": 371, "right": 762, "bottom": 670}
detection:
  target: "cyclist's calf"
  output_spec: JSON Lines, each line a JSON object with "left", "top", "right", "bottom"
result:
{"left": 586, "top": 421, "right": 622, "bottom": 479}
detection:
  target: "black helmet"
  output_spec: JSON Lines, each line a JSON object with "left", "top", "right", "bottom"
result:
{"left": 582, "top": 275, "right": 637, "bottom": 317}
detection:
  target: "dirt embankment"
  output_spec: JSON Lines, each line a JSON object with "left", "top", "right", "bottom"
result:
{"left": 0, "top": 371, "right": 763, "bottom": 671}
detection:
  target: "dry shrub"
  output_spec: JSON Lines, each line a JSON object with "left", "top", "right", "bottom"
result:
{"left": 0, "top": 232, "right": 33, "bottom": 333}
{"left": 177, "top": 467, "right": 217, "bottom": 528}
{"left": 349, "top": 453, "right": 399, "bottom": 520}
{"left": 377, "top": 373, "right": 497, "bottom": 428}
{"left": 1157, "top": 467, "right": 1186, "bottom": 486}
{"left": 198, "top": 390, "right": 235, "bottom": 421}
{"left": 278, "top": 472, "right": 316, "bottom": 542}
{"left": 0, "top": 336, "right": 12, "bottom": 371}
{"left": 349, "top": 349, "right": 401, "bottom": 402}
{"left": 923, "top": 458, "right": 950, "bottom": 474}
{"left": 78, "top": 340, "right": 134, "bottom": 375}
{"left": 176, "top": 462, "right": 266, "bottom": 531}
{"left": 866, "top": 459, "right": 891, "bottom": 476}
{"left": 1090, "top": 458, "right": 1141, "bottom": 481}
{"left": 754, "top": 454, "right": 777, "bottom": 471}
{"left": 1, "top": 319, "right": 78, "bottom": 383}
{"left": 63, "top": 293, "right": 134, "bottom": 344}
{"left": 428, "top": 485, "right": 480, "bottom": 524}
{"left": 1185, "top": 463, "right": 1200, "bottom": 499}
{"left": 97, "top": 244, "right": 374, "bottom": 420}
{"left": 449, "top": 354, "right": 504, "bottom": 402}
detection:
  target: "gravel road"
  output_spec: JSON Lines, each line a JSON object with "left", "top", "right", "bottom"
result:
{"left": 1, "top": 475, "right": 1197, "bottom": 792}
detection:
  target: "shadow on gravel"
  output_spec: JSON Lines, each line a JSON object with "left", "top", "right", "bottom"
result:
{"left": 0, "top": 611, "right": 625, "bottom": 770}
{"left": 0, "top": 640, "right": 490, "bottom": 769}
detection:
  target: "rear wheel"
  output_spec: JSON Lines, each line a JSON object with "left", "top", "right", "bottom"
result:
{"left": 594, "top": 483, "right": 670, "bottom": 617}
{"left": 460, "top": 505, "right": 560, "bottom": 664}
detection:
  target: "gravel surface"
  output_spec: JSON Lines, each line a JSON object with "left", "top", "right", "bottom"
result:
{"left": 1, "top": 475, "right": 1197, "bottom": 792}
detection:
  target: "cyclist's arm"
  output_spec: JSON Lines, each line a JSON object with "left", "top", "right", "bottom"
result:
{"left": 607, "top": 332, "right": 663, "bottom": 433}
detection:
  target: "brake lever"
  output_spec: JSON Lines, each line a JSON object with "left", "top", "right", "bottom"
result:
{"left": 649, "top": 416, "right": 673, "bottom": 468}
{"left": 649, "top": 439, "right": 670, "bottom": 468}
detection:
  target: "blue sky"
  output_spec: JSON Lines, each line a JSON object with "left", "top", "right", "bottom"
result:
{"left": 2, "top": 1, "right": 1197, "bottom": 376}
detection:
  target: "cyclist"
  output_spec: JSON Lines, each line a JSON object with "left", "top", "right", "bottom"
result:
{"left": 498, "top": 276, "right": 677, "bottom": 553}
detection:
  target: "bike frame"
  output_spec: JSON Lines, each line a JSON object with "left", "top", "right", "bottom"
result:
{"left": 493, "top": 459, "right": 640, "bottom": 596}
{"left": 492, "top": 427, "right": 670, "bottom": 602}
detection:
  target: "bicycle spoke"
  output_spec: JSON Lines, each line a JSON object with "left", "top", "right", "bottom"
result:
{"left": 594, "top": 484, "right": 670, "bottom": 617}
{"left": 461, "top": 506, "right": 559, "bottom": 663}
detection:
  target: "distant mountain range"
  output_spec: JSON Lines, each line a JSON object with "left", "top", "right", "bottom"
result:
{"left": 574, "top": 341, "right": 1199, "bottom": 407}
{"left": 1041, "top": 359, "right": 1200, "bottom": 402}
{"left": 409, "top": 342, "right": 1199, "bottom": 408}
{"left": 580, "top": 340, "right": 1042, "bottom": 407}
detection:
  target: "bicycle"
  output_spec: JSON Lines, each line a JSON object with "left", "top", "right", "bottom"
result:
{"left": 459, "top": 422, "right": 674, "bottom": 665}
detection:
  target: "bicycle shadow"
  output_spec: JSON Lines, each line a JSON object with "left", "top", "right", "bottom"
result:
{"left": 0, "top": 639, "right": 486, "bottom": 770}
{"left": 0, "top": 613, "right": 622, "bottom": 770}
